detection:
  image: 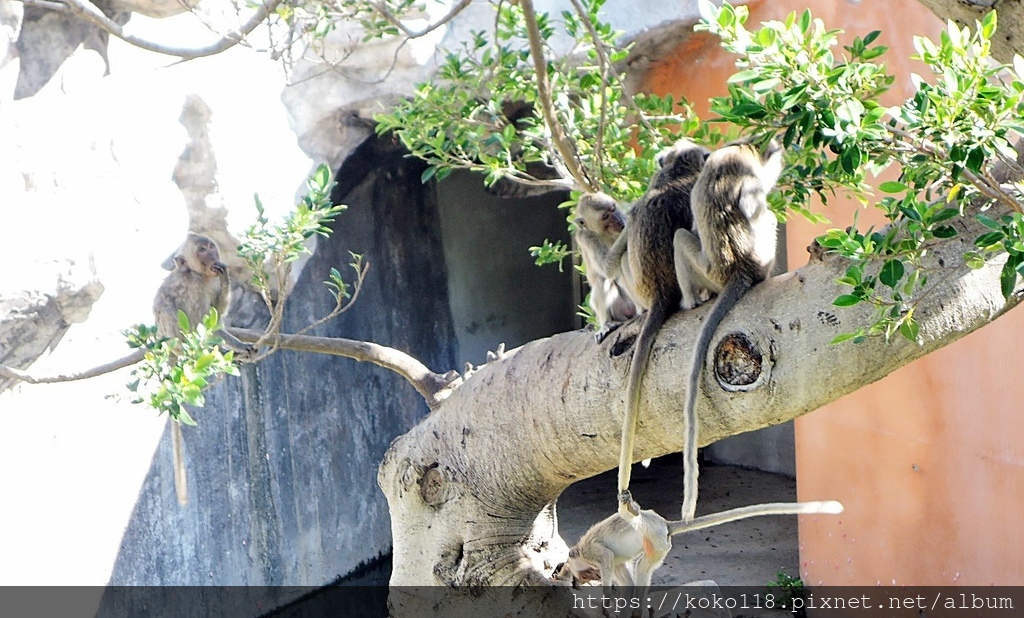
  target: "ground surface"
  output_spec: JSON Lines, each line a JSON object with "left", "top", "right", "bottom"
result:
{"left": 558, "top": 455, "right": 801, "bottom": 587}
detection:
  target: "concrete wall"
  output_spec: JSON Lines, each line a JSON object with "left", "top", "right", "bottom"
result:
{"left": 99, "top": 136, "right": 455, "bottom": 605}
{"left": 436, "top": 170, "right": 574, "bottom": 367}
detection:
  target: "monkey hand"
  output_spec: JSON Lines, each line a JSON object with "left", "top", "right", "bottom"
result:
{"left": 211, "top": 261, "right": 228, "bottom": 276}
{"left": 617, "top": 490, "right": 641, "bottom": 517}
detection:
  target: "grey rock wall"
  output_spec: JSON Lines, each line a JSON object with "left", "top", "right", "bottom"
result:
{"left": 104, "top": 135, "right": 455, "bottom": 597}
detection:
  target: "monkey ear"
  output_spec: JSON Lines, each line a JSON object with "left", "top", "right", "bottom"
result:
{"left": 172, "top": 255, "right": 188, "bottom": 271}
{"left": 159, "top": 252, "right": 178, "bottom": 271}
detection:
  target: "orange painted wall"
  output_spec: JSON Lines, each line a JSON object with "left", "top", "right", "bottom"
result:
{"left": 640, "top": 0, "right": 1024, "bottom": 585}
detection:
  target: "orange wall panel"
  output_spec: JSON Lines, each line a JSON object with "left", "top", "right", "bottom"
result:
{"left": 637, "top": 0, "right": 1024, "bottom": 585}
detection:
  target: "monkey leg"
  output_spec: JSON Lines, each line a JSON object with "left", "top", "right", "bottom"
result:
{"left": 673, "top": 229, "right": 718, "bottom": 310}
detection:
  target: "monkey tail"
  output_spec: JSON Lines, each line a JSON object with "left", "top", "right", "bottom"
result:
{"left": 171, "top": 421, "right": 189, "bottom": 507}
{"left": 667, "top": 501, "right": 844, "bottom": 536}
{"left": 681, "top": 276, "right": 749, "bottom": 523}
{"left": 617, "top": 301, "right": 671, "bottom": 518}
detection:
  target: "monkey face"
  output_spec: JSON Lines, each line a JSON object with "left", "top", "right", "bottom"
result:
{"left": 577, "top": 192, "right": 625, "bottom": 235}
{"left": 601, "top": 209, "right": 625, "bottom": 234}
{"left": 563, "top": 555, "right": 601, "bottom": 585}
{"left": 190, "top": 239, "right": 224, "bottom": 277}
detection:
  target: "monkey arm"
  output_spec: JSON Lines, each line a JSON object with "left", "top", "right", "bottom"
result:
{"left": 600, "top": 233, "right": 627, "bottom": 279}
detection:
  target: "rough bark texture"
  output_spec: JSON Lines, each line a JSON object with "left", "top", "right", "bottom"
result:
{"left": 378, "top": 199, "right": 1021, "bottom": 607}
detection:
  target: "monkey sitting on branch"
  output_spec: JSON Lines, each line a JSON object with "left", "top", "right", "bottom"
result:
{"left": 673, "top": 137, "right": 784, "bottom": 523}
{"left": 153, "top": 232, "right": 256, "bottom": 506}
{"left": 554, "top": 491, "right": 842, "bottom": 596}
{"left": 605, "top": 139, "right": 710, "bottom": 519}
{"left": 574, "top": 192, "right": 639, "bottom": 342}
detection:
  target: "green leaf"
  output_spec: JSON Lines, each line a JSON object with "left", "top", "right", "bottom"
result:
{"left": 421, "top": 166, "right": 437, "bottom": 183}
{"left": 833, "top": 294, "right": 862, "bottom": 307}
{"left": 964, "top": 251, "right": 985, "bottom": 269}
{"left": 1001, "top": 260, "right": 1019, "bottom": 299}
{"left": 727, "top": 69, "right": 762, "bottom": 83}
{"left": 932, "top": 225, "right": 957, "bottom": 239}
{"left": 878, "top": 181, "right": 907, "bottom": 193}
{"left": 830, "top": 332, "right": 859, "bottom": 344}
{"left": 974, "top": 231, "right": 1005, "bottom": 248}
{"left": 976, "top": 214, "right": 1003, "bottom": 230}
{"left": 879, "top": 259, "right": 905, "bottom": 288}
{"left": 965, "top": 147, "right": 985, "bottom": 173}
{"left": 899, "top": 317, "right": 920, "bottom": 343}
{"left": 176, "top": 310, "right": 190, "bottom": 333}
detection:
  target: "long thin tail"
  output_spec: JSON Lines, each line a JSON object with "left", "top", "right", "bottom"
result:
{"left": 171, "top": 421, "right": 189, "bottom": 507}
{"left": 668, "top": 501, "right": 843, "bottom": 536}
{"left": 681, "top": 277, "right": 747, "bottom": 523}
{"left": 617, "top": 302, "right": 670, "bottom": 517}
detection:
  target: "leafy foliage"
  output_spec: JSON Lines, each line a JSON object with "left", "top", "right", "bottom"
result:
{"left": 373, "top": 0, "right": 709, "bottom": 201}
{"left": 699, "top": 2, "right": 1024, "bottom": 343}
{"left": 125, "top": 311, "right": 239, "bottom": 424}
{"left": 238, "top": 163, "right": 368, "bottom": 348}
{"left": 127, "top": 164, "right": 366, "bottom": 417}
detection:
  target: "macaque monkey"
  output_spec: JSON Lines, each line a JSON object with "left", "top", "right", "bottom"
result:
{"left": 609, "top": 139, "right": 710, "bottom": 514}
{"left": 574, "top": 192, "right": 639, "bottom": 342}
{"left": 554, "top": 491, "right": 842, "bottom": 594}
{"left": 153, "top": 233, "right": 254, "bottom": 506}
{"left": 673, "top": 139, "right": 784, "bottom": 522}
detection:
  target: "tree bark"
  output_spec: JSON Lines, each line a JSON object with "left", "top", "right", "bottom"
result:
{"left": 915, "top": 0, "right": 1019, "bottom": 63}
{"left": 378, "top": 192, "right": 1021, "bottom": 602}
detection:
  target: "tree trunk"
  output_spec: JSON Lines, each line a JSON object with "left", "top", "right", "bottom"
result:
{"left": 378, "top": 188, "right": 1020, "bottom": 606}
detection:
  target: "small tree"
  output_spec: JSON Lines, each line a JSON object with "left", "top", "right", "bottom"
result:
{"left": 5, "top": 0, "right": 1024, "bottom": 608}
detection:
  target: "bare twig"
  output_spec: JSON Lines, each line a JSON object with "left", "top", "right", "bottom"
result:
{"left": 0, "top": 349, "right": 145, "bottom": 385}
{"left": 25, "top": 0, "right": 283, "bottom": 60}
{"left": 519, "top": 0, "right": 595, "bottom": 192}
{"left": 368, "top": 0, "right": 473, "bottom": 39}
{"left": 230, "top": 327, "right": 455, "bottom": 407}
{"left": 294, "top": 261, "right": 370, "bottom": 337}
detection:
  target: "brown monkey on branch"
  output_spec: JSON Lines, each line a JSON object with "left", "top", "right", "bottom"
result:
{"left": 574, "top": 192, "right": 639, "bottom": 342}
{"left": 554, "top": 491, "right": 842, "bottom": 594}
{"left": 153, "top": 232, "right": 255, "bottom": 506}
{"left": 673, "top": 138, "right": 783, "bottom": 523}
{"left": 608, "top": 139, "right": 710, "bottom": 515}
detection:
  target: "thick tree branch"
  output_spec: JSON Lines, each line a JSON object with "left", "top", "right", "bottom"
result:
{"left": 20, "top": 0, "right": 283, "bottom": 60}
{"left": 0, "top": 349, "right": 145, "bottom": 386}
{"left": 379, "top": 197, "right": 1022, "bottom": 597}
{"left": 229, "top": 327, "right": 454, "bottom": 407}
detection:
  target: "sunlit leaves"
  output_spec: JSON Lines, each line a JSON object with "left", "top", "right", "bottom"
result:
{"left": 700, "top": 2, "right": 1024, "bottom": 344}
{"left": 374, "top": 0, "right": 703, "bottom": 203}
{"left": 124, "top": 309, "right": 240, "bottom": 423}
